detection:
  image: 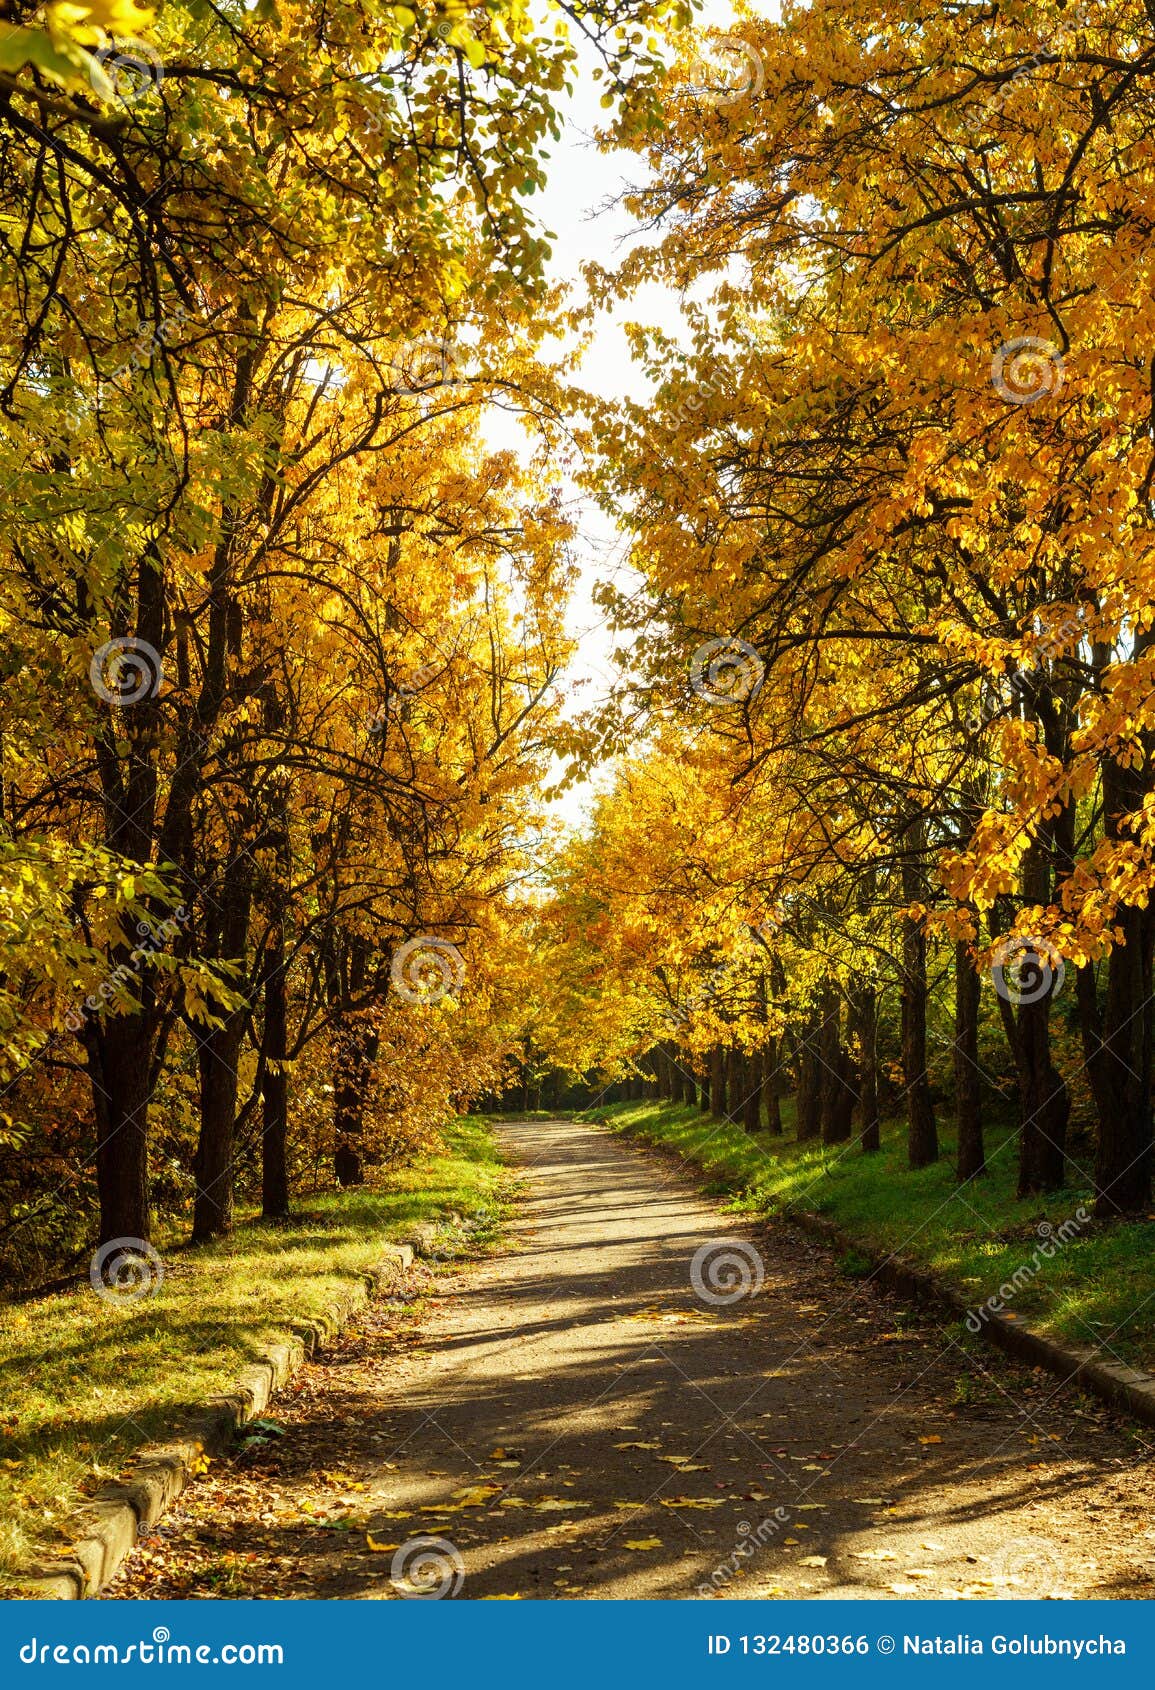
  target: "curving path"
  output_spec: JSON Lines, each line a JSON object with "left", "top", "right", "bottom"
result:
{"left": 106, "top": 1118, "right": 1155, "bottom": 1600}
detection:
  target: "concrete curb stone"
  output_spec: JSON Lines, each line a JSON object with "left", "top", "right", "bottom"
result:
{"left": 17, "top": 1242, "right": 414, "bottom": 1599}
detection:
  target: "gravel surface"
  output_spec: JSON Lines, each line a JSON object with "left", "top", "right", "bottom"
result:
{"left": 105, "top": 1118, "right": 1155, "bottom": 1600}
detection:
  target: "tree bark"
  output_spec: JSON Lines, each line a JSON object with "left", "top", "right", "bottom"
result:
{"left": 743, "top": 1049, "right": 762, "bottom": 1133}
{"left": 795, "top": 1012, "right": 822, "bottom": 1141}
{"left": 710, "top": 1045, "right": 725, "bottom": 1116}
{"left": 333, "top": 1023, "right": 379, "bottom": 1186}
{"left": 1079, "top": 756, "right": 1155, "bottom": 1214}
{"left": 901, "top": 821, "right": 938, "bottom": 1168}
{"left": 261, "top": 922, "right": 290, "bottom": 1219}
{"left": 954, "top": 938, "right": 985, "bottom": 1183}
{"left": 191, "top": 852, "right": 253, "bottom": 1242}
{"left": 849, "top": 984, "right": 880, "bottom": 1152}
{"left": 726, "top": 1045, "right": 743, "bottom": 1120}
{"left": 90, "top": 1014, "right": 154, "bottom": 1244}
{"left": 762, "top": 1035, "right": 783, "bottom": 1134}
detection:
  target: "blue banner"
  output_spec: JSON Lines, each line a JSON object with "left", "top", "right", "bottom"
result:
{"left": 1, "top": 1601, "right": 1147, "bottom": 1690}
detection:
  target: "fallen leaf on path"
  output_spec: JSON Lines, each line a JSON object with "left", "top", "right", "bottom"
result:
{"left": 365, "top": 1535, "right": 400, "bottom": 1553}
{"left": 532, "top": 1498, "right": 590, "bottom": 1511}
{"left": 615, "top": 1441, "right": 659, "bottom": 1451}
{"left": 852, "top": 1549, "right": 898, "bottom": 1562}
{"left": 889, "top": 1582, "right": 920, "bottom": 1595}
{"left": 799, "top": 1556, "right": 828, "bottom": 1568}
{"left": 903, "top": 1568, "right": 935, "bottom": 1579}
{"left": 660, "top": 1497, "right": 724, "bottom": 1510}
{"left": 624, "top": 1539, "right": 662, "bottom": 1551}
{"left": 920, "top": 1541, "right": 946, "bottom": 1552}
{"left": 448, "top": 1485, "right": 502, "bottom": 1509}
{"left": 918, "top": 1435, "right": 942, "bottom": 1445}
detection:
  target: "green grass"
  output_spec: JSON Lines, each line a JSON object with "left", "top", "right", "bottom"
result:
{"left": 581, "top": 1098, "right": 1155, "bottom": 1375}
{"left": 0, "top": 1115, "right": 512, "bottom": 1585}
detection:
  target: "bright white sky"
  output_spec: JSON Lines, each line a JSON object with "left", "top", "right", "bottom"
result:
{"left": 486, "top": 1, "right": 753, "bottom": 830}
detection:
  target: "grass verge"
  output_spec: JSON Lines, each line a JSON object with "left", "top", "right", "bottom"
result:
{"left": 0, "top": 1114, "right": 512, "bottom": 1584}
{"left": 580, "top": 1099, "right": 1155, "bottom": 1375}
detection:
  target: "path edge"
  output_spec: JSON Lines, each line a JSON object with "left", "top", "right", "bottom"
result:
{"left": 787, "top": 1206, "right": 1155, "bottom": 1428}
{"left": 594, "top": 1118, "right": 1155, "bottom": 1431}
{"left": 16, "top": 1241, "right": 415, "bottom": 1600}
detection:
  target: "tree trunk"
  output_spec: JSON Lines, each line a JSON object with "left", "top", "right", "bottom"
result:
{"left": 954, "top": 938, "right": 985, "bottom": 1183}
{"left": 333, "top": 1023, "right": 378, "bottom": 1186}
{"left": 1079, "top": 757, "right": 1155, "bottom": 1214}
{"left": 261, "top": 923, "right": 290, "bottom": 1219}
{"left": 901, "top": 822, "right": 938, "bottom": 1168}
{"left": 995, "top": 848, "right": 1067, "bottom": 1195}
{"left": 191, "top": 849, "right": 254, "bottom": 1242}
{"left": 817, "top": 985, "right": 848, "bottom": 1143}
{"left": 795, "top": 1013, "right": 822, "bottom": 1141}
{"left": 710, "top": 1045, "right": 725, "bottom": 1116}
{"left": 849, "top": 984, "right": 880, "bottom": 1152}
{"left": 743, "top": 1049, "right": 762, "bottom": 1133}
{"left": 726, "top": 1045, "right": 743, "bottom": 1120}
{"left": 90, "top": 1013, "right": 154, "bottom": 1245}
{"left": 762, "top": 1036, "right": 783, "bottom": 1135}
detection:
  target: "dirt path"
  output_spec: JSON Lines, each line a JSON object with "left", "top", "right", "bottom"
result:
{"left": 106, "top": 1118, "right": 1155, "bottom": 1601}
